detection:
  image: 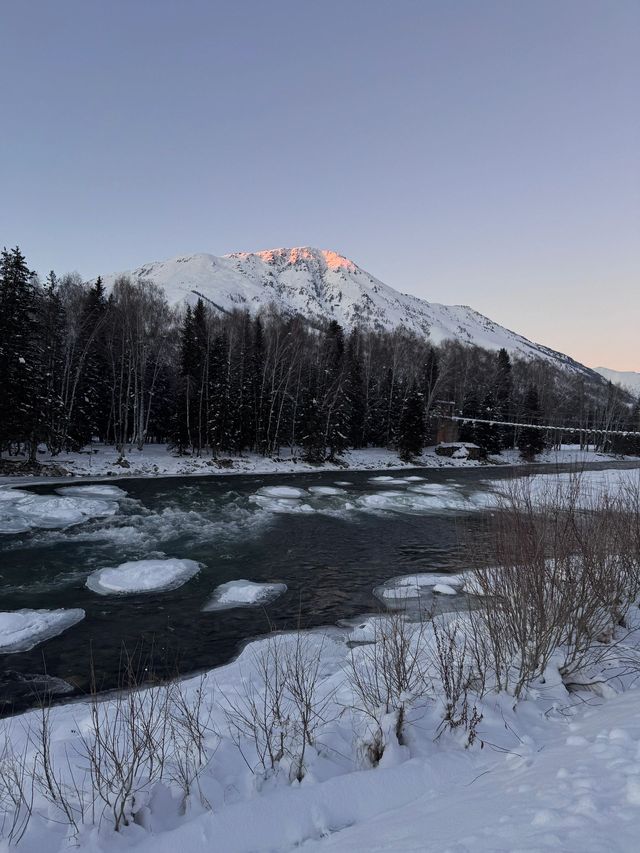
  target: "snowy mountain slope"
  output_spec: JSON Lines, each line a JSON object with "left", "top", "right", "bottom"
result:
{"left": 594, "top": 367, "right": 640, "bottom": 395}
{"left": 100, "top": 247, "right": 597, "bottom": 377}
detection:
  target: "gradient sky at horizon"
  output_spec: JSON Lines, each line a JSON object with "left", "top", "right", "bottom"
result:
{"left": 1, "top": 0, "right": 638, "bottom": 370}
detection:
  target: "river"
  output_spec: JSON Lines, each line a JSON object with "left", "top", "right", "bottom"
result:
{"left": 1, "top": 459, "right": 638, "bottom": 713}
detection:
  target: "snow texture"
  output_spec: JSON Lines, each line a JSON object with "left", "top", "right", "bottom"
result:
{"left": 0, "top": 608, "right": 85, "bottom": 652}
{"left": 86, "top": 558, "right": 201, "bottom": 595}
{"left": 374, "top": 572, "right": 466, "bottom": 602}
{"left": 594, "top": 366, "right": 640, "bottom": 394}
{"left": 0, "top": 489, "right": 118, "bottom": 534}
{"left": 98, "top": 247, "right": 598, "bottom": 377}
{"left": 203, "top": 579, "right": 287, "bottom": 611}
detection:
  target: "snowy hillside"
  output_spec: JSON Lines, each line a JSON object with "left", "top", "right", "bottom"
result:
{"left": 594, "top": 367, "right": 640, "bottom": 395}
{"left": 100, "top": 247, "right": 596, "bottom": 377}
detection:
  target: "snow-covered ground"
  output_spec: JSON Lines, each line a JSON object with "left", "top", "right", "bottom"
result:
{"left": 2, "top": 609, "right": 640, "bottom": 852}
{"left": 0, "top": 442, "right": 632, "bottom": 486}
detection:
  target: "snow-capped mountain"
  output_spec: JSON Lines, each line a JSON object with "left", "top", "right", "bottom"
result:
{"left": 594, "top": 367, "right": 640, "bottom": 395}
{"left": 100, "top": 246, "right": 597, "bottom": 377}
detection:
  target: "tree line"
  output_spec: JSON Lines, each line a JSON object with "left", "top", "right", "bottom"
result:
{"left": 1, "top": 246, "right": 638, "bottom": 467}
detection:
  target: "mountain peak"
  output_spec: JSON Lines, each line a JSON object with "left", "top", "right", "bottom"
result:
{"left": 97, "top": 247, "right": 597, "bottom": 380}
{"left": 226, "top": 247, "right": 359, "bottom": 274}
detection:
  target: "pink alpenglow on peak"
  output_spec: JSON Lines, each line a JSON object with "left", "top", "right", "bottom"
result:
{"left": 232, "top": 247, "right": 357, "bottom": 273}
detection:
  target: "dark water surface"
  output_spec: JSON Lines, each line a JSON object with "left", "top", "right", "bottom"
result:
{"left": 1, "top": 460, "right": 638, "bottom": 713}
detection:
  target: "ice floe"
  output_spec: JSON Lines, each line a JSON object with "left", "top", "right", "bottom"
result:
{"left": 0, "top": 608, "right": 85, "bottom": 653}
{"left": 255, "top": 485, "right": 308, "bottom": 499}
{"left": 374, "top": 572, "right": 467, "bottom": 604}
{"left": 0, "top": 491, "right": 118, "bottom": 534}
{"left": 86, "top": 558, "right": 201, "bottom": 595}
{"left": 307, "top": 486, "right": 346, "bottom": 496}
{"left": 203, "top": 579, "right": 287, "bottom": 611}
{"left": 56, "top": 484, "right": 128, "bottom": 499}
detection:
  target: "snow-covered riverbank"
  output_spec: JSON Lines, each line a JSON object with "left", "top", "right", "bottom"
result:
{"left": 2, "top": 606, "right": 640, "bottom": 853}
{"left": 3, "top": 460, "right": 640, "bottom": 851}
{"left": 0, "top": 443, "right": 632, "bottom": 486}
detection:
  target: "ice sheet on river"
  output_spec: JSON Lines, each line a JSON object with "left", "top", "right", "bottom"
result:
{"left": 0, "top": 608, "right": 85, "bottom": 652}
{"left": 203, "top": 579, "right": 287, "bottom": 611}
{"left": 256, "top": 485, "right": 308, "bottom": 498}
{"left": 0, "top": 489, "right": 118, "bottom": 534}
{"left": 374, "top": 572, "right": 467, "bottom": 604}
{"left": 86, "top": 558, "right": 201, "bottom": 595}
{"left": 307, "top": 486, "right": 346, "bottom": 496}
{"left": 56, "top": 484, "right": 128, "bottom": 500}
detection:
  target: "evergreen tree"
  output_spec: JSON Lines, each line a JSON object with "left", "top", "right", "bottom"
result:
{"left": 323, "top": 321, "right": 349, "bottom": 459}
{"left": 345, "top": 331, "right": 366, "bottom": 447}
{"left": 208, "top": 332, "right": 231, "bottom": 453}
{"left": 38, "top": 272, "right": 66, "bottom": 452}
{"left": 0, "top": 247, "right": 40, "bottom": 460}
{"left": 517, "top": 385, "right": 545, "bottom": 459}
{"left": 495, "top": 348, "right": 514, "bottom": 449}
{"left": 396, "top": 383, "right": 425, "bottom": 461}
{"left": 173, "top": 305, "right": 198, "bottom": 452}
{"left": 474, "top": 391, "right": 502, "bottom": 457}
{"left": 458, "top": 393, "right": 480, "bottom": 446}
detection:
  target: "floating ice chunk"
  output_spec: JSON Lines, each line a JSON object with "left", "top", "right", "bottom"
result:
{"left": 0, "top": 510, "right": 34, "bottom": 534}
{"left": 203, "top": 579, "right": 287, "bottom": 611}
{"left": 86, "top": 558, "right": 201, "bottom": 595}
{"left": 334, "top": 481, "right": 352, "bottom": 486}
{"left": 0, "top": 491, "right": 118, "bottom": 535}
{"left": 0, "top": 489, "right": 30, "bottom": 502}
{"left": 405, "top": 476, "right": 426, "bottom": 482}
{"left": 251, "top": 495, "right": 315, "bottom": 514}
{"left": 56, "top": 484, "right": 128, "bottom": 499}
{"left": 308, "top": 486, "right": 345, "bottom": 496}
{"left": 0, "top": 608, "right": 85, "bottom": 652}
{"left": 16, "top": 495, "right": 117, "bottom": 528}
{"left": 368, "top": 476, "right": 396, "bottom": 483}
{"left": 433, "top": 583, "right": 458, "bottom": 595}
{"left": 358, "top": 490, "right": 469, "bottom": 514}
{"left": 256, "top": 485, "right": 308, "bottom": 499}
{"left": 374, "top": 572, "right": 466, "bottom": 603}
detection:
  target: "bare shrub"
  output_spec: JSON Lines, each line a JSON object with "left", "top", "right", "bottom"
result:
{"left": 30, "top": 700, "right": 89, "bottom": 838}
{"left": 431, "top": 617, "right": 483, "bottom": 746}
{"left": 222, "top": 632, "right": 335, "bottom": 782}
{"left": 0, "top": 727, "right": 34, "bottom": 845}
{"left": 222, "top": 634, "right": 290, "bottom": 776}
{"left": 283, "top": 632, "right": 335, "bottom": 781}
{"left": 468, "top": 473, "right": 640, "bottom": 698}
{"left": 346, "top": 614, "right": 429, "bottom": 765}
{"left": 167, "top": 676, "right": 217, "bottom": 811}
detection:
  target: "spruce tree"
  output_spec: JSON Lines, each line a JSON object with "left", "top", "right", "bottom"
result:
{"left": 475, "top": 391, "right": 502, "bottom": 457}
{"left": 397, "top": 383, "right": 425, "bottom": 461}
{"left": 495, "top": 348, "right": 514, "bottom": 449}
{"left": 0, "top": 247, "right": 40, "bottom": 460}
{"left": 517, "top": 385, "right": 545, "bottom": 460}
{"left": 345, "top": 331, "right": 366, "bottom": 448}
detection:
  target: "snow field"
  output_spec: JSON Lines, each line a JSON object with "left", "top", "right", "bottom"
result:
{"left": 4, "top": 606, "right": 640, "bottom": 852}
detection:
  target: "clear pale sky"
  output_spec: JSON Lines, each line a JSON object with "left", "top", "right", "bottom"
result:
{"left": 1, "top": 0, "right": 638, "bottom": 370}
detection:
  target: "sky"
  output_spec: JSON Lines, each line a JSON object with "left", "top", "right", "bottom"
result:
{"left": 1, "top": 0, "right": 638, "bottom": 371}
